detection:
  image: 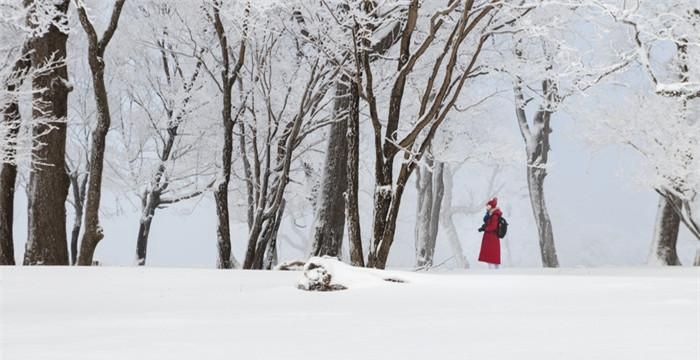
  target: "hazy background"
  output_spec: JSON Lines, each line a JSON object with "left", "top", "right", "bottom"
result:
{"left": 9, "top": 99, "right": 698, "bottom": 269}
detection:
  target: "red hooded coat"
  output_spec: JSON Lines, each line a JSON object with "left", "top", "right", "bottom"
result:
{"left": 478, "top": 208, "right": 502, "bottom": 265}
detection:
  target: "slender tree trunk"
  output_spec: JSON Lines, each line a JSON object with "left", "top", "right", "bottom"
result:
{"left": 77, "top": 60, "right": 110, "bottom": 266}
{"left": 310, "top": 79, "right": 350, "bottom": 258}
{"left": 23, "top": 0, "right": 71, "bottom": 265}
{"left": 135, "top": 191, "right": 160, "bottom": 266}
{"left": 429, "top": 162, "right": 444, "bottom": 262}
{"left": 415, "top": 164, "right": 434, "bottom": 268}
{"left": 527, "top": 163, "right": 559, "bottom": 267}
{"left": 76, "top": 0, "right": 126, "bottom": 266}
{"left": 440, "top": 166, "right": 468, "bottom": 268}
{"left": 0, "top": 46, "right": 30, "bottom": 265}
{"left": 648, "top": 193, "right": 682, "bottom": 265}
{"left": 68, "top": 172, "right": 87, "bottom": 265}
{"left": 515, "top": 81, "right": 559, "bottom": 268}
{"left": 414, "top": 160, "right": 445, "bottom": 269}
{"left": 345, "top": 79, "right": 363, "bottom": 266}
{"left": 211, "top": 2, "right": 247, "bottom": 269}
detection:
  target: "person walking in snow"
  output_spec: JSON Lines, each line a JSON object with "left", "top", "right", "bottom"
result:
{"left": 478, "top": 197, "right": 502, "bottom": 269}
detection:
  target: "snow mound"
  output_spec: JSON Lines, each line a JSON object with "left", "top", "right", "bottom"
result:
{"left": 297, "top": 256, "right": 408, "bottom": 291}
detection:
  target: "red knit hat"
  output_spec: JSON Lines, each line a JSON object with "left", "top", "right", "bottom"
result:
{"left": 487, "top": 197, "right": 498, "bottom": 208}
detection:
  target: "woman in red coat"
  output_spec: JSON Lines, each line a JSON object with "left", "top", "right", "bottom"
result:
{"left": 478, "top": 198, "right": 502, "bottom": 269}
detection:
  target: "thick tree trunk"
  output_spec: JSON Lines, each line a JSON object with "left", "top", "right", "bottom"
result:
{"left": 0, "top": 47, "right": 30, "bottom": 265}
{"left": 263, "top": 200, "right": 285, "bottom": 270}
{"left": 345, "top": 80, "right": 363, "bottom": 266}
{"left": 527, "top": 164, "right": 559, "bottom": 267}
{"left": 310, "top": 79, "right": 350, "bottom": 258}
{"left": 367, "top": 181, "right": 392, "bottom": 267}
{"left": 23, "top": 0, "right": 71, "bottom": 265}
{"left": 0, "top": 154, "right": 17, "bottom": 265}
{"left": 648, "top": 193, "right": 682, "bottom": 266}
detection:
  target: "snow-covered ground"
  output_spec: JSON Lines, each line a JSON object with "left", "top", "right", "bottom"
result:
{"left": 1, "top": 264, "right": 698, "bottom": 360}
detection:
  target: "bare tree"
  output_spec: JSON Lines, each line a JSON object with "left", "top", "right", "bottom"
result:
{"left": 74, "top": 0, "right": 127, "bottom": 266}
{"left": 297, "top": 1, "right": 403, "bottom": 261}
{"left": 239, "top": 25, "right": 339, "bottom": 269}
{"left": 209, "top": 0, "right": 249, "bottom": 269}
{"left": 360, "top": 0, "right": 516, "bottom": 269}
{"left": 131, "top": 47, "right": 211, "bottom": 266}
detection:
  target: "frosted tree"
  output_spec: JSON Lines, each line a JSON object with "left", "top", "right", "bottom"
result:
{"left": 109, "top": 2, "right": 219, "bottom": 266}
{"left": 237, "top": 9, "right": 339, "bottom": 269}
{"left": 291, "top": 0, "right": 403, "bottom": 263}
{"left": 22, "top": 0, "right": 73, "bottom": 265}
{"left": 0, "top": 0, "right": 71, "bottom": 265}
{"left": 352, "top": 1, "right": 540, "bottom": 269}
{"left": 493, "top": 3, "right": 632, "bottom": 267}
{"left": 589, "top": 1, "right": 700, "bottom": 265}
{"left": 207, "top": 0, "right": 250, "bottom": 269}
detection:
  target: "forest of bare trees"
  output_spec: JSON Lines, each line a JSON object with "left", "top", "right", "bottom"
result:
{"left": 1, "top": 0, "right": 698, "bottom": 269}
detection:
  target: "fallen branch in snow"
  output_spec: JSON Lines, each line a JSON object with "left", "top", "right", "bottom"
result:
{"left": 274, "top": 260, "right": 306, "bottom": 271}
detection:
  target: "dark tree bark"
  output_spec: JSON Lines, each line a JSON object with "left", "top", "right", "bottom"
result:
{"left": 75, "top": 0, "right": 127, "bottom": 266}
{"left": 212, "top": 1, "right": 248, "bottom": 269}
{"left": 23, "top": 0, "right": 71, "bottom": 265}
{"left": 307, "top": 2, "right": 403, "bottom": 262}
{"left": 0, "top": 44, "right": 31, "bottom": 266}
{"left": 345, "top": 78, "right": 364, "bottom": 266}
{"left": 366, "top": 0, "right": 493, "bottom": 268}
{"left": 310, "top": 79, "right": 350, "bottom": 258}
{"left": 649, "top": 192, "right": 682, "bottom": 265}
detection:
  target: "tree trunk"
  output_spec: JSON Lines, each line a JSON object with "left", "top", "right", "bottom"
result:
{"left": 68, "top": 171, "right": 87, "bottom": 265}
{"left": 440, "top": 166, "right": 468, "bottom": 268}
{"left": 345, "top": 79, "right": 363, "bottom": 267}
{"left": 414, "top": 160, "right": 445, "bottom": 269}
{"left": 527, "top": 163, "right": 559, "bottom": 267}
{"left": 23, "top": 0, "right": 71, "bottom": 266}
{"left": 0, "top": 46, "right": 30, "bottom": 265}
{"left": 263, "top": 200, "right": 285, "bottom": 270}
{"left": 414, "top": 164, "right": 434, "bottom": 268}
{"left": 75, "top": 0, "right": 126, "bottom": 266}
{"left": 310, "top": 79, "right": 350, "bottom": 258}
{"left": 211, "top": 2, "right": 247, "bottom": 269}
{"left": 135, "top": 191, "right": 160, "bottom": 266}
{"left": 515, "top": 81, "right": 559, "bottom": 268}
{"left": 0, "top": 152, "right": 17, "bottom": 265}
{"left": 428, "top": 162, "right": 444, "bottom": 264}
{"left": 76, "top": 58, "right": 110, "bottom": 266}
{"left": 648, "top": 193, "right": 682, "bottom": 266}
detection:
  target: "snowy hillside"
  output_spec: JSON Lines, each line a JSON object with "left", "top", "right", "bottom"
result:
{"left": 2, "top": 265, "right": 698, "bottom": 360}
